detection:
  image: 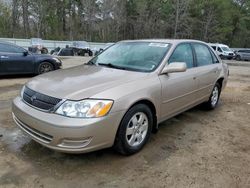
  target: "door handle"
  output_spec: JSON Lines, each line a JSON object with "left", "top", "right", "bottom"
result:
{"left": 0, "top": 56, "right": 9, "bottom": 59}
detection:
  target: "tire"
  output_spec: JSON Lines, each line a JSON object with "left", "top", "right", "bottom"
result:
{"left": 219, "top": 55, "right": 224, "bottom": 60}
{"left": 203, "top": 83, "right": 221, "bottom": 110}
{"left": 114, "top": 104, "right": 153, "bottom": 155}
{"left": 88, "top": 50, "right": 93, "bottom": 56}
{"left": 236, "top": 55, "right": 241, "bottom": 61}
{"left": 38, "top": 62, "right": 54, "bottom": 74}
{"left": 41, "top": 47, "right": 48, "bottom": 54}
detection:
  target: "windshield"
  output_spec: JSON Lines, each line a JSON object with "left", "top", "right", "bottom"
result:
{"left": 221, "top": 47, "right": 231, "bottom": 52}
{"left": 90, "top": 42, "right": 170, "bottom": 72}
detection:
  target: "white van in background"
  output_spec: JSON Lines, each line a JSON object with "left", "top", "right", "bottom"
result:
{"left": 208, "top": 43, "right": 235, "bottom": 60}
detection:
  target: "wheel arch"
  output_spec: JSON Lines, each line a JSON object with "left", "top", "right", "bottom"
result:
{"left": 216, "top": 77, "right": 224, "bottom": 89}
{"left": 36, "top": 60, "right": 55, "bottom": 74}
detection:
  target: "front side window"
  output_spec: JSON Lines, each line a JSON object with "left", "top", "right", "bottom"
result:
{"left": 90, "top": 42, "right": 170, "bottom": 72}
{"left": 210, "top": 50, "right": 219, "bottom": 63}
{"left": 169, "top": 43, "right": 194, "bottom": 68}
{"left": 193, "top": 43, "right": 213, "bottom": 66}
{"left": 217, "top": 47, "right": 222, "bottom": 52}
{"left": 0, "top": 43, "right": 24, "bottom": 53}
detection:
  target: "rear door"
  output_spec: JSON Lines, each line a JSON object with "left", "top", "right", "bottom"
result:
{"left": 159, "top": 43, "right": 198, "bottom": 119}
{"left": 0, "top": 43, "right": 34, "bottom": 74}
{"left": 192, "top": 43, "right": 221, "bottom": 101}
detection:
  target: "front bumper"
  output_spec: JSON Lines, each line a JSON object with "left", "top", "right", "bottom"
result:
{"left": 222, "top": 54, "right": 235, "bottom": 59}
{"left": 12, "top": 96, "right": 125, "bottom": 153}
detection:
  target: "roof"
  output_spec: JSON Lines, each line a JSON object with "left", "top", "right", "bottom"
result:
{"left": 120, "top": 39, "right": 206, "bottom": 45}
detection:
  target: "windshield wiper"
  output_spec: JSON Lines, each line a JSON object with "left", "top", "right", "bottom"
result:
{"left": 98, "top": 63, "right": 126, "bottom": 70}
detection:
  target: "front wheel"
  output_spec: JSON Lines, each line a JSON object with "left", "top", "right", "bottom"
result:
{"left": 236, "top": 55, "right": 241, "bottom": 61}
{"left": 38, "top": 62, "right": 54, "bottom": 74}
{"left": 114, "top": 104, "right": 153, "bottom": 155}
{"left": 203, "top": 83, "right": 221, "bottom": 110}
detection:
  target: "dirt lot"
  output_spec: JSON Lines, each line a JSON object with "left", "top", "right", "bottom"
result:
{"left": 0, "top": 58, "right": 250, "bottom": 188}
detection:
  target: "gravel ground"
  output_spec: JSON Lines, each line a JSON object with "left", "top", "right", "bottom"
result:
{"left": 0, "top": 58, "right": 250, "bottom": 188}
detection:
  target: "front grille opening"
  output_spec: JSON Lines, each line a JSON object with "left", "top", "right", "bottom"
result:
{"left": 23, "top": 87, "right": 61, "bottom": 111}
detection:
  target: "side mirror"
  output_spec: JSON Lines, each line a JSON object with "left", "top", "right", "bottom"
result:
{"left": 161, "top": 62, "right": 187, "bottom": 74}
{"left": 23, "top": 51, "right": 29, "bottom": 56}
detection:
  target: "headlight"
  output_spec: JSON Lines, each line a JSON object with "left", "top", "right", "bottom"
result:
{"left": 52, "top": 57, "right": 61, "bottom": 63}
{"left": 55, "top": 99, "right": 113, "bottom": 118}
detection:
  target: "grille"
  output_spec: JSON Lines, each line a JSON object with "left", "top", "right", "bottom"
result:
{"left": 23, "top": 87, "right": 61, "bottom": 111}
{"left": 229, "top": 53, "right": 234, "bottom": 55}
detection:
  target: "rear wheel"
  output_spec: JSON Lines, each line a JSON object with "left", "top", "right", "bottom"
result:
{"left": 204, "top": 83, "right": 221, "bottom": 110}
{"left": 114, "top": 104, "right": 153, "bottom": 155}
{"left": 88, "top": 50, "right": 93, "bottom": 56}
{"left": 38, "top": 62, "right": 54, "bottom": 74}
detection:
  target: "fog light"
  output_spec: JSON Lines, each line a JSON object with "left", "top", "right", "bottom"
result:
{"left": 58, "top": 137, "right": 92, "bottom": 149}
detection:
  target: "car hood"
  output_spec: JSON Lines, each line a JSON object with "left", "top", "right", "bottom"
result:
{"left": 26, "top": 65, "right": 148, "bottom": 100}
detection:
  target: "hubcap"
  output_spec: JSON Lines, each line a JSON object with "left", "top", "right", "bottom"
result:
{"left": 40, "top": 64, "right": 52, "bottom": 73}
{"left": 211, "top": 86, "right": 219, "bottom": 106}
{"left": 126, "top": 112, "right": 149, "bottom": 147}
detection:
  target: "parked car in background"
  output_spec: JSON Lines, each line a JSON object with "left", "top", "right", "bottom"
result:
{"left": 28, "top": 38, "right": 49, "bottom": 54}
{"left": 57, "top": 45, "right": 74, "bottom": 56}
{"left": 0, "top": 41, "right": 62, "bottom": 75}
{"left": 12, "top": 39, "right": 228, "bottom": 155}
{"left": 71, "top": 41, "right": 93, "bottom": 56}
{"left": 235, "top": 49, "right": 250, "bottom": 61}
{"left": 94, "top": 42, "right": 115, "bottom": 56}
{"left": 50, "top": 47, "right": 61, "bottom": 55}
{"left": 57, "top": 41, "right": 93, "bottom": 56}
{"left": 208, "top": 43, "right": 235, "bottom": 60}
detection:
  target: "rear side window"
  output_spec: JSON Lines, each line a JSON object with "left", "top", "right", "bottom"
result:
{"left": 193, "top": 43, "right": 213, "bottom": 66}
{"left": 241, "top": 50, "right": 250, "bottom": 53}
{"left": 0, "top": 43, "right": 24, "bottom": 53}
{"left": 169, "top": 43, "right": 194, "bottom": 68}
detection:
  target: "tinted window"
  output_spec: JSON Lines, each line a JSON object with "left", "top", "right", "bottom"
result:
{"left": 211, "top": 46, "right": 216, "bottom": 50}
{"left": 239, "top": 50, "right": 250, "bottom": 53}
{"left": 217, "top": 47, "right": 222, "bottom": 52}
{"left": 169, "top": 43, "right": 194, "bottom": 68}
{"left": 193, "top": 43, "right": 213, "bottom": 66}
{"left": 0, "top": 43, "right": 24, "bottom": 53}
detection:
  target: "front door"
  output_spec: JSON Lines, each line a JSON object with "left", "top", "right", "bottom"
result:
{"left": 159, "top": 43, "right": 198, "bottom": 120}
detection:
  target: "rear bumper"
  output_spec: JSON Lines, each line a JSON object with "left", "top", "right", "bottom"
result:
{"left": 12, "top": 96, "right": 125, "bottom": 153}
